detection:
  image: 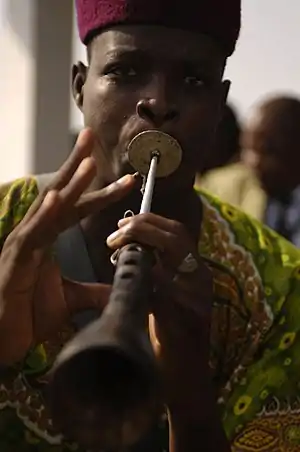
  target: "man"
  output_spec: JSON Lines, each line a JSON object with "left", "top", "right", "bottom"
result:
{"left": 0, "top": 1, "right": 300, "bottom": 452}
{"left": 243, "top": 96, "right": 300, "bottom": 245}
{"left": 201, "top": 96, "right": 300, "bottom": 246}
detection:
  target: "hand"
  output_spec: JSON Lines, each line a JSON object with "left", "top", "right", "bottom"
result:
{"left": 106, "top": 213, "right": 214, "bottom": 412}
{"left": 0, "top": 128, "right": 136, "bottom": 365}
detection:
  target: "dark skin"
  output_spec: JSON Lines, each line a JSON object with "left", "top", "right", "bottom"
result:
{"left": 0, "top": 25, "right": 230, "bottom": 451}
{"left": 242, "top": 97, "right": 300, "bottom": 199}
{"left": 75, "top": 25, "right": 229, "bottom": 279}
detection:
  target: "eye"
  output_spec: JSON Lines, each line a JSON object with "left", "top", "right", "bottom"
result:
{"left": 184, "top": 75, "right": 206, "bottom": 87}
{"left": 106, "top": 65, "right": 137, "bottom": 78}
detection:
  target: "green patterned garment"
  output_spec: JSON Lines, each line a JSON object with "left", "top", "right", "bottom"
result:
{"left": 1, "top": 176, "right": 300, "bottom": 451}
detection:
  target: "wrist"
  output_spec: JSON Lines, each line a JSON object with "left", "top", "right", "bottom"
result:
{"left": 166, "top": 364, "right": 214, "bottom": 411}
{"left": 168, "top": 378, "right": 216, "bottom": 420}
{"left": 168, "top": 401, "right": 230, "bottom": 452}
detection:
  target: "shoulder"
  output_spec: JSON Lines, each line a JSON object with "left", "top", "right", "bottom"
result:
{"left": 200, "top": 162, "right": 253, "bottom": 188}
{"left": 0, "top": 176, "right": 39, "bottom": 247}
{"left": 197, "top": 187, "right": 300, "bottom": 369}
{"left": 198, "top": 163, "right": 258, "bottom": 205}
{"left": 196, "top": 190, "right": 300, "bottom": 444}
{"left": 197, "top": 188, "right": 300, "bottom": 319}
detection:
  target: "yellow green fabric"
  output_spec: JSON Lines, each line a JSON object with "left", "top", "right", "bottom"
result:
{"left": 0, "top": 177, "right": 300, "bottom": 451}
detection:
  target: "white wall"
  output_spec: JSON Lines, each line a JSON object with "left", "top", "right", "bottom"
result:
{"left": 71, "top": 0, "right": 300, "bottom": 128}
{"left": 0, "top": 0, "right": 73, "bottom": 182}
{"left": 0, "top": 0, "right": 35, "bottom": 181}
{"left": 70, "top": 7, "right": 86, "bottom": 132}
{"left": 225, "top": 0, "right": 300, "bottom": 119}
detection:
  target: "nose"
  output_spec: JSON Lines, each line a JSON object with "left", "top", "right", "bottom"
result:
{"left": 136, "top": 77, "right": 179, "bottom": 128}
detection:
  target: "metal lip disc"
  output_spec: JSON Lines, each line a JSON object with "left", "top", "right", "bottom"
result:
{"left": 127, "top": 130, "right": 182, "bottom": 178}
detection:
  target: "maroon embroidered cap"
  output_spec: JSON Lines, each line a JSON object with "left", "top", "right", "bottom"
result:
{"left": 75, "top": 0, "right": 241, "bottom": 56}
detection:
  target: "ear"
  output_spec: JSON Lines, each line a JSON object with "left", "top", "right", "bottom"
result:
{"left": 222, "top": 80, "right": 231, "bottom": 104}
{"left": 216, "top": 79, "right": 231, "bottom": 125}
{"left": 72, "top": 62, "right": 88, "bottom": 111}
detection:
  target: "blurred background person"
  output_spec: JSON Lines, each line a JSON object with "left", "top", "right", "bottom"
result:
{"left": 200, "top": 95, "right": 300, "bottom": 246}
{"left": 243, "top": 95, "right": 300, "bottom": 244}
{"left": 199, "top": 103, "right": 259, "bottom": 216}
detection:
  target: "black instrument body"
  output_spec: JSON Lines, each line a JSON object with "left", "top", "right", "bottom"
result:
{"left": 48, "top": 131, "right": 183, "bottom": 451}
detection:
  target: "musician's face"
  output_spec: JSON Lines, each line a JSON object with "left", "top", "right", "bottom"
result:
{"left": 72, "top": 25, "right": 229, "bottom": 192}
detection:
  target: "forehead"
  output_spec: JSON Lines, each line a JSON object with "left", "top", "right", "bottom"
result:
{"left": 247, "top": 106, "right": 291, "bottom": 137}
{"left": 244, "top": 107, "right": 300, "bottom": 157}
{"left": 90, "top": 25, "right": 225, "bottom": 70}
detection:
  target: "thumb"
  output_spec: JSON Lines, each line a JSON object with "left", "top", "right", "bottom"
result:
{"left": 62, "top": 278, "right": 111, "bottom": 314}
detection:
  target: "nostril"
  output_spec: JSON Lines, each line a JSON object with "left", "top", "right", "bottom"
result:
{"left": 136, "top": 102, "right": 155, "bottom": 122}
{"left": 136, "top": 99, "right": 179, "bottom": 127}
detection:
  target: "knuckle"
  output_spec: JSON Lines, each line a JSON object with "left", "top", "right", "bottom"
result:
{"left": 11, "top": 228, "right": 31, "bottom": 253}
{"left": 165, "top": 231, "right": 177, "bottom": 248}
{"left": 4, "top": 226, "right": 24, "bottom": 247}
{"left": 130, "top": 214, "right": 144, "bottom": 226}
{"left": 102, "top": 183, "right": 121, "bottom": 201}
{"left": 123, "top": 224, "right": 137, "bottom": 241}
{"left": 39, "top": 187, "right": 50, "bottom": 201}
{"left": 137, "top": 213, "right": 149, "bottom": 222}
{"left": 1, "top": 229, "right": 29, "bottom": 264}
{"left": 171, "top": 220, "right": 185, "bottom": 235}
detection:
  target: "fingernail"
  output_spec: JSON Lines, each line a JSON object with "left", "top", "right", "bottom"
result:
{"left": 118, "top": 217, "right": 129, "bottom": 227}
{"left": 116, "top": 174, "right": 134, "bottom": 185}
{"left": 106, "top": 230, "right": 120, "bottom": 245}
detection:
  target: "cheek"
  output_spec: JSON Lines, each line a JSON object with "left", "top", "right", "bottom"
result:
{"left": 83, "top": 85, "right": 133, "bottom": 153}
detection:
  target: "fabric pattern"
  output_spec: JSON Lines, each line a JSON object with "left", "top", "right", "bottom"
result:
{"left": 0, "top": 177, "right": 300, "bottom": 451}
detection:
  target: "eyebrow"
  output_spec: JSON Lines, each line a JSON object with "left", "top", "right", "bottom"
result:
{"left": 104, "top": 47, "right": 148, "bottom": 61}
{"left": 103, "top": 46, "right": 219, "bottom": 70}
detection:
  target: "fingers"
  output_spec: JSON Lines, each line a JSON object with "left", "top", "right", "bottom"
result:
{"left": 118, "top": 213, "right": 183, "bottom": 235}
{"left": 106, "top": 213, "right": 194, "bottom": 269}
{"left": 50, "top": 128, "right": 95, "bottom": 191}
{"left": 12, "top": 173, "right": 137, "bottom": 253}
{"left": 23, "top": 128, "right": 95, "bottom": 223}
{"left": 14, "top": 190, "right": 62, "bottom": 253}
{"left": 107, "top": 220, "right": 171, "bottom": 252}
{"left": 57, "top": 156, "right": 96, "bottom": 208}
{"left": 75, "top": 174, "right": 137, "bottom": 220}
{"left": 14, "top": 157, "right": 95, "bottom": 250}
{"left": 9, "top": 120, "right": 137, "bottom": 252}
